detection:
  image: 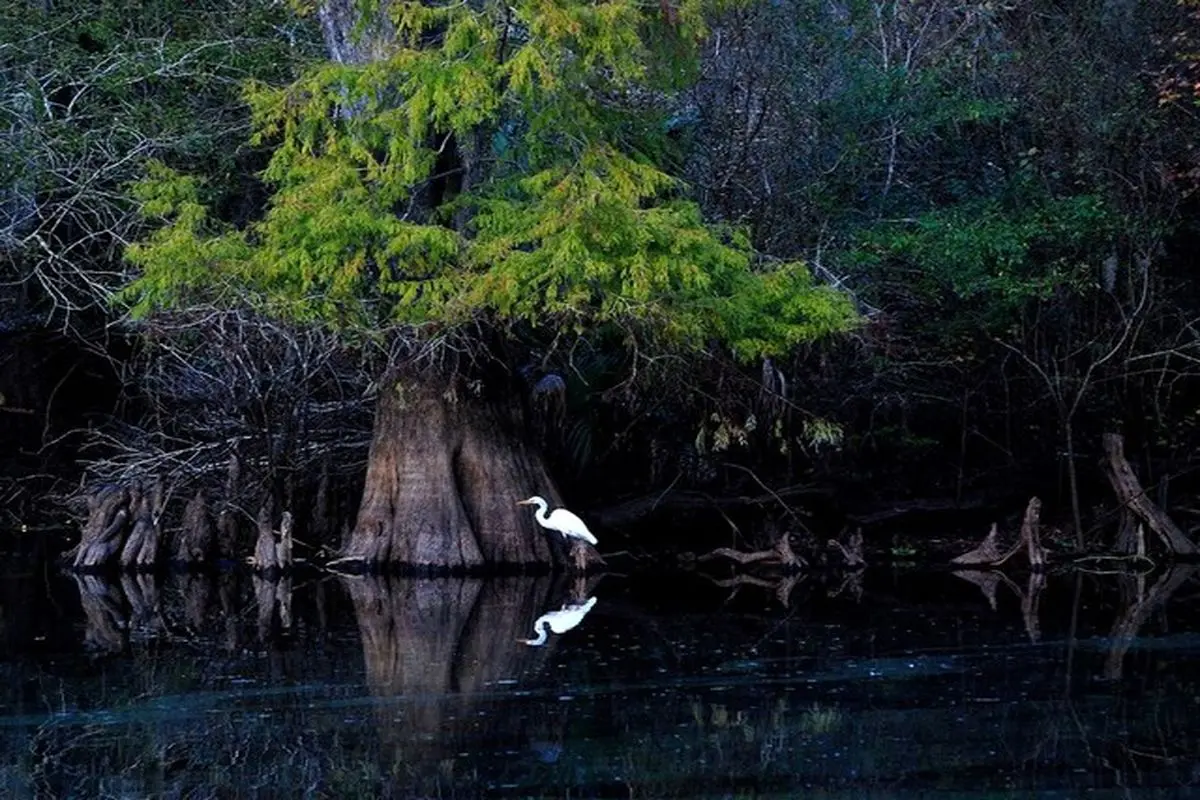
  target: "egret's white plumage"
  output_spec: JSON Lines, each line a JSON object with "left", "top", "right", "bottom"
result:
{"left": 517, "top": 496, "right": 598, "bottom": 546}
{"left": 520, "top": 596, "right": 598, "bottom": 646}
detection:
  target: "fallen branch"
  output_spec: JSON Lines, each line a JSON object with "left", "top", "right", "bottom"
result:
{"left": 697, "top": 531, "right": 804, "bottom": 570}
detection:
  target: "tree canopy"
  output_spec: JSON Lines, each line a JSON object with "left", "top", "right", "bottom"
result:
{"left": 0, "top": 0, "right": 320, "bottom": 327}
{"left": 121, "top": 0, "right": 858, "bottom": 360}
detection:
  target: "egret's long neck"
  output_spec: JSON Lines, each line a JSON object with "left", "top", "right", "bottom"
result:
{"left": 529, "top": 619, "right": 549, "bottom": 645}
{"left": 534, "top": 499, "right": 551, "bottom": 527}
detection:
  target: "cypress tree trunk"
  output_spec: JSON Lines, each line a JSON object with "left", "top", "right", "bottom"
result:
{"left": 314, "top": 5, "right": 602, "bottom": 571}
{"left": 344, "top": 371, "right": 601, "bottom": 571}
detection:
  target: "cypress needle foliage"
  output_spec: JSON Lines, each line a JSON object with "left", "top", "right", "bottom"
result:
{"left": 123, "top": 0, "right": 857, "bottom": 359}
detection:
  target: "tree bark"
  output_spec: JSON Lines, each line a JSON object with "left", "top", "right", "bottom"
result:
{"left": 317, "top": 0, "right": 395, "bottom": 65}
{"left": 345, "top": 372, "right": 596, "bottom": 571}
{"left": 119, "top": 480, "right": 162, "bottom": 568}
{"left": 277, "top": 511, "right": 294, "bottom": 569}
{"left": 73, "top": 486, "right": 130, "bottom": 569}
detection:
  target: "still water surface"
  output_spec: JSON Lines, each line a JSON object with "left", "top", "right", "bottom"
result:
{"left": 1, "top": 562, "right": 1198, "bottom": 798}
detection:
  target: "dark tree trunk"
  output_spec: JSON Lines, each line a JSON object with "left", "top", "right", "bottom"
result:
{"left": 216, "top": 453, "right": 242, "bottom": 559}
{"left": 119, "top": 480, "right": 162, "bottom": 568}
{"left": 73, "top": 486, "right": 130, "bottom": 569}
{"left": 345, "top": 372, "right": 601, "bottom": 571}
{"left": 173, "top": 489, "right": 215, "bottom": 563}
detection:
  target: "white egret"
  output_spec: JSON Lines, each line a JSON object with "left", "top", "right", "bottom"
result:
{"left": 517, "top": 496, "right": 598, "bottom": 546}
{"left": 520, "top": 596, "right": 598, "bottom": 646}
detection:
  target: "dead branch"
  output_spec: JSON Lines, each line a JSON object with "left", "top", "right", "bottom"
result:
{"left": 1101, "top": 433, "right": 1198, "bottom": 555}
{"left": 592, "top": 484, "right": 830, "bottom": 528}
{"left": 697, "top": 530, "right": 804, "bottom": 570}
{"left": 827, "top": 528, "right": 865, "bottom": 568}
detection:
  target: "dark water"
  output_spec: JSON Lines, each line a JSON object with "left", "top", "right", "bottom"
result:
{"left": 1, "top": 557, "right": 1199, "bottom": 798}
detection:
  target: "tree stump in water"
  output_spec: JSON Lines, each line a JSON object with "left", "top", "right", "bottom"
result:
{"left": 951, "top": 524, "right": 1004, "bottom": 566}
{"left": 216, "top": 453, "right": 242, "bottom": 559}
{"left": 951, "top": 497, "right": 1046, "bottom": 569}
{"left": 277, "top": 510, "right": 294, "bottom": 568}
{"left": 119, "top": 480, "right": 163, "bottom": 568}
{"left": 252, "top": 504, "right": 279, "bottom": 572}
{"left": 172, "top": 489, "right": 215, "bottom": 563}
{"left": 251, "top": 506, "right": 294, "bottom": 573}
{"left": 1101, "top": 433, "right": 1198, "bottom": 555}
{"left": 73, "top": 486, "right": 131, "bottom": 569}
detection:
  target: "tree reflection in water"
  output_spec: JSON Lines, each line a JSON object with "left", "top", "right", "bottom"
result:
{"left": 6, "top": 565, "right": 1199, "bottom": 796}
{"left": 343, "top": 574, "right": 596, "bottom": 794}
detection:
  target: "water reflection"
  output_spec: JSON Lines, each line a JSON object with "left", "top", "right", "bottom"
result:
{"left": 520, "top": 595, "right": 597, "bottom": 645}
{"left": 0, "top": 566, "right": 1196, "bottom": 795}
{"left": 953, "top": 568, "right": 1046, "bottom": 642}
{"left": 1103, "top": 565, "right": 1198, "bottom": 680}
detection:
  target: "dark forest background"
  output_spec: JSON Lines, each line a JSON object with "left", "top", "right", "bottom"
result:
{"left": 4, "top": 0, "right": 1200, "bottom": 558}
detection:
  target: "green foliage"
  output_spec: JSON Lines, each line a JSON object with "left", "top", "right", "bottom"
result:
{"left": 854, "top": 193, "right": 1116, "bottom": 323}
{"left": 123, "top": 0, "right": 858, "bottom": 358}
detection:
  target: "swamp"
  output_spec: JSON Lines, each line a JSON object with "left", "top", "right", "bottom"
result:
{"left": 2, "top": 548, "right": 1200, "bottom": 796}
{"left": 6, "top": 0, "right": 1200, "bottom": 795}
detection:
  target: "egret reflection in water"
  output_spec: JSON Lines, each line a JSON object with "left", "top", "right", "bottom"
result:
{"left": 521, "top": 596, "right": 597, "bottom": 646}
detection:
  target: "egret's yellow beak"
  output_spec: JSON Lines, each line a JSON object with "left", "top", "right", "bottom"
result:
{"left": 517, "top": 499, "right": 532, "bottom": 506}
